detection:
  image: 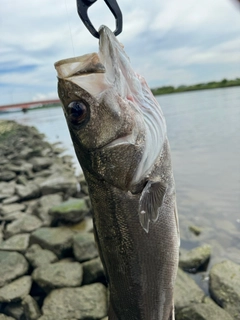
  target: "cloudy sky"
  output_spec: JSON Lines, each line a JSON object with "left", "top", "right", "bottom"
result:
{"left": 0, "top": 0, "right": 240, "bottom": 105}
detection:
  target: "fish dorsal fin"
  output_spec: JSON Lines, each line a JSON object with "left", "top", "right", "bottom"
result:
{"left": 139, "top": 180, "right": 166, "bottom": 233}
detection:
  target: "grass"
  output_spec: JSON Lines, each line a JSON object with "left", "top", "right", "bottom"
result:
{"left": 151, "top": 77, "right": 240, "bottom": 96}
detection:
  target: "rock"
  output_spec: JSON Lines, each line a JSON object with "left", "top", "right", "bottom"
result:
{"left": 0, "top": 212, "right": 26, "bottom": 222}
{"left": 0, "top": 182, "right": 16, "bottom": 199}
{"left": 0, "top": 276, "right": 32, "bottom": 303}
{"left": 29, "top": 157, "right": 53, "bottom": 172}
{"left": 2, "top": 196, "right": 20, "bottom": 205}
{"left": 16, "top": 175, "right": 29, "bottom": 186}
{"left": 22, "top": 295, "right": 41, "bottom": 320}
{"left": 15, "top": 183, "right": 41, "bottom": 201}
{"left": 0, "top": 251, "right": 29, "bottom": 287}
{"left": 174, "top": 268, "right": 205, "bottom": 311}
{"left": 49, "top": 198, "right": 89, "bottom": 224}
{"left": 23, "top": 199, "right": 39, "bottom": 216}
{"left": 82, "top": 257, "right": 105, "bottom": 285}
{"left": 73, "top": 232, "right": 98, "bottom": 262}
{"left": 3, "top": 163, "right": 33, "bottom": 175}
{"left": 176, "top": 297, "right": 234, "bottom": 320}
{"left": 0, "top": 171, "right": 16, "bottom": 182}
{"left": 0, "top": 314, "right": 15, "bottom": 320}
{"left": 0, "top": 203, "right": 26, "bottom": 215}
{"left": 68, "top": 217, "right": 93, "bottom": 233}
{"left": 25, "top": 244, "right": 58, "bottom": 268}
{"left": 79, "top": 176, "right": 89, "bottom": 195}
{"left": 188, "top": 225, "right": 202, "bottom": 236}
{"left": 179, "top": 245, "right": 211, "bottom": 272}
{"left": 0, "top": 234, "right": 30, "bottom": 253}
{"left": 35, "top": 194, "right": 62, "bottom": 226}
{"left": 3, "top": 302, "right": 24, "bottom": 320}
{"left": 5, "top": 215, "right": 43, "bottom": 238}
{"left": 41, "top": 283, "right": 107, "bottom": 320}
{"left": 209, "top": 260, "right": 240, "bottom": 319}
{"left": 39, "top": 173, "right": 78, "bottom": 197}
{"left": 32, "top": 261, "right": 83, "bottom": 292}
{"left": 30, "top": 227, "right": 74, "bottom": 258}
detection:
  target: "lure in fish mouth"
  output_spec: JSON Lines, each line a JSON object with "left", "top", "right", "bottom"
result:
{"left": 55, "top": 25, "right": 179, "bottom": 320}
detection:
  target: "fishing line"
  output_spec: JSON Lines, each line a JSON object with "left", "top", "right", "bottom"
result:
{"left": 64, "top": 0, "right": 75, "bottom": 56}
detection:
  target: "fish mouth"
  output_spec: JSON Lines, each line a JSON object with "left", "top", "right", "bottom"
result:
{"left": 54, "top": 26, "right": 131, "bottom": 100}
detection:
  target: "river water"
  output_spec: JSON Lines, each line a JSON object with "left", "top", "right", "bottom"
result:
{"left": 1, "top": 86, "right": 240, "bottom": 274}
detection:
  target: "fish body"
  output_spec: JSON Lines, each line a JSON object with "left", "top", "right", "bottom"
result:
{"left": 55, "top": 26, "right": 179, "bottom": 320}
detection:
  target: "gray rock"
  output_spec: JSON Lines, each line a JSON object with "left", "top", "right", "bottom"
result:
{"left": 0, "top": 234, "right": 30, "bottom": 253}
{"left": 67, "top": 217, "right": 93, "bottom": 233}
{"left": 35, "top": 194, "right": 62, "bottom": 226}
{"left": 5, "top": 215, "right": 43, "bottom": 238}
{"left": 29, "top": 157, "right": 53, "bottom": 172}
{"left": 179, "top": 245, "right": 211, "bottom": 272}
{"left": 16, "top": 175, "right": 29, "bottom": 186}
{"left": 0, "top": 212, "right": 26, "bottom": 222}
{"left": 176, "top": 297, "right": 234, "bottom": 320}
{"left": 0, "top": 251, "right": 29, "bottom": 287}
{"left": 73, "top": 232, "right": 98, "bottom": 262}
{"left": 209, "top": 260, "right": 240, "bottom": 319}
{"left": 41, "top": 283, "right": 107, "bottom": 320}
{"left": 22, "top": 295, "right": 41, "bottom": 320}
{"left": 188, "top": 225, "right": 202, "bottom": 236}
{"left": 39, "top": 173, "right": 78, "bottom": 197}
{"left": 15, "top": 183, "right": 41, "bottom": 201}
{"left": 0, "top": 203, "right": 26, "bottom": 215}
{"left": 82, "top": 257, "right": 105, "bottom": 285}
{"left": 0, "top": 314, "right": 15, "bottom": 320}
{"left": 0, "top": 181, "right": 16, "bottom": 199}
{"left": 0, "top": 171, "right": 16, "bottom": 182}
{"left": 49, "top": 198, "right": 89, "bottom": 223}
{"left": 3, "top": 302, "right": 25, "bottom": 320}
{"left": 4, "top": 163, "right": 33, "bottom": 175}
{"left": 32, "top": 261, "right": 83, "bottom": 292}
{"left": 25, "top": 244, "right": 58, "bottom": 268}
{"left": 79, "top": 175, "right": 89, "bottom": 195}
{"left": 174, "top": 268, "right": 205, "bottom": 311}
{"left": 22, "top": 199, "right": 39, "bottom": 216}
{"left": 30, "top": 227, "right": 73, "bottom": 258}
{"left": 2, "top": 196, "right": 20, "bottom": 205}
{"left": 0, "top": 276, "right": 32, "bottom": 303}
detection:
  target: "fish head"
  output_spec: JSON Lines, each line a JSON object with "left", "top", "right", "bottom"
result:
{"left": 55, "top": 26, "right": 166, "bottom": 190}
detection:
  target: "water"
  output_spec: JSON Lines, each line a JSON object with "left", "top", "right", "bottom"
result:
{"left": 1, "top": 87, "right": 240, "bottom": 271}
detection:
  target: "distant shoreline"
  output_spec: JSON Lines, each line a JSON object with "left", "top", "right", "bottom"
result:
{"left": 0, "top": 78, "right": 239, "bottom": 114}
{"left": 151, "top": 78, "right": 240, "bottom": 96}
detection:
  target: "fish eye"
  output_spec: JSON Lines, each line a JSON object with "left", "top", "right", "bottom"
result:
{"left": 67, "top": 100, "right": 88, "bottom": 126}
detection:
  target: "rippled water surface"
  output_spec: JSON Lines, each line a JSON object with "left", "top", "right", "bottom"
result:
{"left": 1, "top": 87, "right": 240, "bottom": 269}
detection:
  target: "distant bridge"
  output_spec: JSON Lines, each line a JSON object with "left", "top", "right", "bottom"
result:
{"left": 0, "top": 99, "right": 61, "bottom": 111}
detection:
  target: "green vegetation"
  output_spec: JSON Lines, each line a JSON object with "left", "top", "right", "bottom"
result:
{"left": 151, "top": 77, "right": 240, "bottom": 96}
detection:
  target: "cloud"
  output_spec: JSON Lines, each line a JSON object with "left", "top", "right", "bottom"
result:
{"left": 0, "top": 0, "right": 239, "bottom": 104}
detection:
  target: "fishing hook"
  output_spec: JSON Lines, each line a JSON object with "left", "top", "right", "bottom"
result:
{"left": 76, "top": 0, "right": 123, "bottom": 38}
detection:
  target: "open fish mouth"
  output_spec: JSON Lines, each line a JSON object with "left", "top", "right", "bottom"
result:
{"left": 55, "top": 26, "right": 167, "bottom": 184}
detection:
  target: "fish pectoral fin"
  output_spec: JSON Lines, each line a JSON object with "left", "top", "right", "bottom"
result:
{"left": 139, "top": 180, "right": 166, "bottom": 233}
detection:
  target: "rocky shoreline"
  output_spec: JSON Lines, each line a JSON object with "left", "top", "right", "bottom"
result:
{"left": 0, "top": 120, "right": 239, "bottom": 320}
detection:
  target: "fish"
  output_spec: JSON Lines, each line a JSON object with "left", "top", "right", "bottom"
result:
{"left": 54, "top": 25, "right": 180, "bottom": 320}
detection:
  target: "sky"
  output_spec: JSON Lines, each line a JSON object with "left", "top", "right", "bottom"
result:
{"left": 0, "top": 0, "right": 240, "bottom": 105}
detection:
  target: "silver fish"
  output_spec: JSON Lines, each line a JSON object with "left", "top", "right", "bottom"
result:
{"left": 54, "top": 25, "right": 179, "bottom": 320}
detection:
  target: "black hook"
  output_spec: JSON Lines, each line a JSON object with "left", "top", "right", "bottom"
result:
{"left": 76, "top": 0, "right": 123, "bottom": 38}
